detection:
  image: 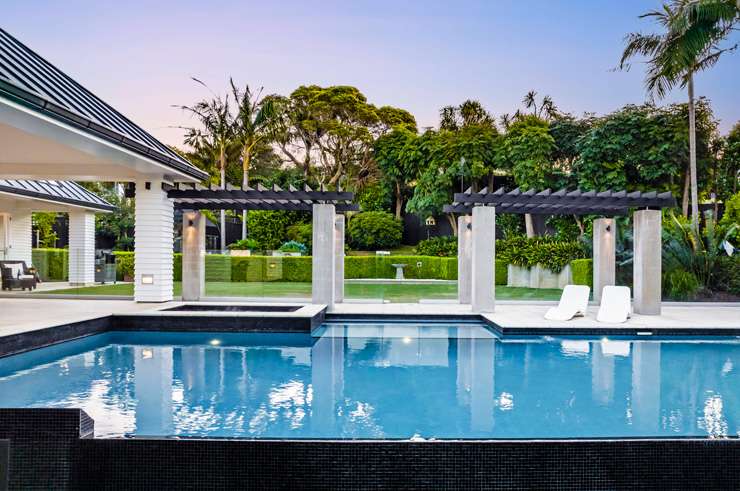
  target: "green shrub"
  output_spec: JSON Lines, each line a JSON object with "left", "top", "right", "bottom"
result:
{"left": 347, "top": 212, "right": 402, "bottom": 250}
{"left": 719, "top": 191, "right": 740, "bottom": 241}
{"left": 247, "top": 210, "right": 302, "bottom": 250}
{"left": 174, "top": 253, "right": 182, "bottom": 282}
{"left": 286, "top": 223, "right": 312, "bottom": 251}
{"left": 279, "top": 241, "right": 308, "bottom": 254}
{"left": 415, "top": 236, "right": 457, "bottom": 257}
{"left": 495, "top": 260, "right": 508, "bottom": 285}
{"left": 345, "top": 256, "right": 379, "bottom": 278}
{"left": 570, "top": 259, "right": 593, "bottom": 289}
{"left": 497, "top": 236, "right": 586, "bottom": 273}
{"left": 113, "top": 251, "right": 135, "bottom": 281}
{"left": 663, "top": 269, "right": 700, "bottom": 301}
{"left": 228, "top": 238, "right": 259, "bottom": 250}
{"left": 32, "top": 248, "right": 68, "bottom": 281}
{"left": 357, "top": 183, "right": 392, "bottom": 212}
{"left": 712, "top": 256, "right": 740, "bottom": 295}
{"left": 283, "top": 257, "right": 312, "bottom": 282}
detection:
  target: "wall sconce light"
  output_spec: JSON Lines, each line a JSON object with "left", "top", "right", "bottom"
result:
{"left": 425, "top": 216, "right": 436, "bottom": 227}
{"left": 269, "top": 263, "right": 277, "bottom": 269}
{"left": 188, "top": 219, "right": 194, "bottom": 227}
{"left": 141, "top": 274, "right": 154, "bottom": 285}
{"left": 605, "top": 224, "right": 611, "bottom": 232}
{"left": 466, "top": 222, "right": 472, "bottom": 230}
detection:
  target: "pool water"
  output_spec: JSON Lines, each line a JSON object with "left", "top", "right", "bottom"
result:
{"left": 0, "top": 322, "right": 738, "bottom": 439}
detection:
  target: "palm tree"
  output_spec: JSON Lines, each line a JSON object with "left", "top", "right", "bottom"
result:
{"left": 619, "top": 0, "right": 738, "bottom": 232}
{"left": 177, "top": 78, "right": 234, "bottom": 250}
{"left": 230, "top": 79, "right": 278, "bottom": 239}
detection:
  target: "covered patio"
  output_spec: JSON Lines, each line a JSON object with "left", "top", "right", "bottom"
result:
{"left": 0, "top": 179, "right": 114, "bottom": 287}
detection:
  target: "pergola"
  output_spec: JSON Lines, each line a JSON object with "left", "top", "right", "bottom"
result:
{"left": 169, "top": 183, "right": 358, "bottom": 305}
{"left": 444, "top": 187, "right": 676, "bottom": 315}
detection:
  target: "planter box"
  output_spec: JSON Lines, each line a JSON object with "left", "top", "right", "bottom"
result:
{"left": 507, "top": 264, "right": 572, "bottom": 289}
{"left": 229, "top": 250, "right": 252, "bottom": 257}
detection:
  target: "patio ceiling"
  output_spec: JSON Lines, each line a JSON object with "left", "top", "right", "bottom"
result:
{"left": 168, "top": 183, "right": 359, "bottom": 212}
{"left": 443, "top": 187, "right": 676, "bottom": 216}
{"left": 0, "top": 28, "right": 207, "bottom": 182}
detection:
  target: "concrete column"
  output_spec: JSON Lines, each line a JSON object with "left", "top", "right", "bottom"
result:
{"left": 5, "top": 210, "right": 32, "bottom": 265}
{"left": 181, "top": 211, "right": 205, "bottom": 301}
{"left": 334, "top": 214, "right": 345, "bottom": 303}
{"left": 633, "top": 209, "right": 662, "bottom": 315}
{"left": 471, "top": 206, "right": 495, "bottom": 313}
{"left": 68, "top": 210, "right": 96, "bottom": 285}
{"left": 592, "top": 217, "right": 616, "bottom": 303}
{"left": 134, "top": 180, "right": 174, "bottom": 302}
{"left": 457, "top": 215, "right": 472, "bottom": 304}
{"left": 312, "top": 203, "right": 336, "bottom": 307}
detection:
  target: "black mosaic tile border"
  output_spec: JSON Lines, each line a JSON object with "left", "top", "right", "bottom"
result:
{"left": 71, "top": 437, "right": 740, "bottom": 491}
{"left": 110, "top": 313, "right": 316, "bottom": 332}
{"left": 0, "top": 439, "right": 8, "bottom": 491}
{"left": 0, "top": 317, "right": 109, "bottom": 358}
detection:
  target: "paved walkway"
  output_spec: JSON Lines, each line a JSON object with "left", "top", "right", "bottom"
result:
{"left": 1, "top": 298, "right": 739, "bottom": 339}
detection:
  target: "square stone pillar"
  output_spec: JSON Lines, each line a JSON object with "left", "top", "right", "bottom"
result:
{"left": 181, "top": 211, "right": 205, "bottom": 301}
{"left": 592, "top": 218, "right": 616, "bottom": 303}
{"left": 68, "top": 210, "right": 96, "bottom": 285}
{"left": 312, "top": 203, "right": 336, "bottom": 308}
{"left": 633, "top": 209, "right": 662, "bottom": 315}
{"left": 471, "top": 206, "right": 495, "bottom": 313}
{"left": 334, "top": 214, "right": 345, "bottom": 303}
{"left": 134, "top": 180, "right": 174, "bottom": 302}
{"left": 457, "top": 215, "right": 472, "bottom": 304}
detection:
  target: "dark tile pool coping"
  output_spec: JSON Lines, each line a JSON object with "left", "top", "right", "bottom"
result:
{"left": 0, "top": 409, "right": 738, "bottom": 490}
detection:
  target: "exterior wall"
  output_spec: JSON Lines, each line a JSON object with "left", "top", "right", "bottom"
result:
{"left": 68, "top": 210, "right": 96, "bottom": 285}
{"left": 134, "top": 180, "right": 174, "bottom": 302}
{"left": 7, "top": 211, "right": 32, "bottom": 265}
{"left": 0, "top": 212, "right": 9, "bottom": 260}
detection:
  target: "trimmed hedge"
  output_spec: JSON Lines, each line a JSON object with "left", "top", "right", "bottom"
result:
{"left": 113, "top": 251, "right": 135, "bottom": 281}
{"left": 570, "top": 259, "right": 593, "bottom": 289}
{"left": 495, "top": 260, "right": 507, "bottom": 286}
{"left": 32, "top": 248, "right": 69, "bottom": 281}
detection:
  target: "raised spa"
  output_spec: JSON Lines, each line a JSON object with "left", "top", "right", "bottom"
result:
{"left": 0, "top": 320, "right": 737, "bottom": 439}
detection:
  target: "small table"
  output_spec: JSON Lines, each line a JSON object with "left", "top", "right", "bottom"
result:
{"left": 391, "top": 263, "right": 407, "bottom": 280}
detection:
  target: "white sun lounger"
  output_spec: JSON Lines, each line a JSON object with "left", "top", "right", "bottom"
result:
{"left": 544, "top": 285, "right": 591, "bottom": 321}
{"left": 596, "top": 286, "right": 632, "bottom": 324}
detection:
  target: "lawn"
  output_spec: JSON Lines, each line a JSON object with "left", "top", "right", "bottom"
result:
{"left": 39, "top": 281, "right": 563, "bottom": 302}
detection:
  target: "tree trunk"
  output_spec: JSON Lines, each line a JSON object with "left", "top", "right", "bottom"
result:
{"left": 395, "top": 181, "right": 403, "bottom": 219}
{"left": 220, "top": 152, "right": 226, "bottom": 251}
{"left": 524, "top": 213, "right": 535, "bottom": 238}
{"left": 447, "top": 214, "right": 458, "bottom": 236}
{"left": 688, "top": 74, "right": 699, "bottom": 233}
{"left": 488, "top": 172, "right": 495, "bottom": 190}
{"left": 682, "top": 170, "right": 690, "bottom": 217}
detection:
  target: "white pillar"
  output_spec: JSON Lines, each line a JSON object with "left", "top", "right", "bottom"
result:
{"left": 312, "top": 204, "right": 336, "bottom": 307}
{"left": 181, "top": 211, "right": 205, "bottom": 301}
{"left": 457, "top": 215, "right": 472, "bottom": 304}
{"left": 471, "top": 206, "right": 495, "bottom": 313}
{"left": 68, "top": 210, "right": 96, "bottom": 285}
{"left": 592, "top": 218, "right": 615, "bottom": 303}
{"left": 334, "top": 214, "right": 345, "bottom": 303}
{"left": 633, "top": 209, "right": 662, "bottom": 315}
{"left": 5, "top": 211, "right": 32, "bottom": 265}
{"left": 134, "top": 180, "right": 174, "bottom": 302}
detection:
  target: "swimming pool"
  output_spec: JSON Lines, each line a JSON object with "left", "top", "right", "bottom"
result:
{"left": 0, "top": 320, "right": 737, "bottom": 439}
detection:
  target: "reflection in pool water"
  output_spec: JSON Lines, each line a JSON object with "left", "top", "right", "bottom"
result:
{"left": 0, "top": 326, "right": 738, "bottom": 439}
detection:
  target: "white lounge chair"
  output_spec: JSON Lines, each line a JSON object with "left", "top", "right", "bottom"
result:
{"left": 596, "top": 286, "right": 632, "bottom": 324}
{"left": 544, "top": 285, "right": 591, "bottom": 321}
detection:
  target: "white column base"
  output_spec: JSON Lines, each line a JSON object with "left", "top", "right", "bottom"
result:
{"left": 134, "top": 180, "right": 174, "bottom": 302}
{"left": 68, "top": 210, "right": 96, "bottom": 285}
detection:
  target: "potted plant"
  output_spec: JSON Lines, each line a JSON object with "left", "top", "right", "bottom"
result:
{"left": 274, "top": 240, "right": 307, "bottom": 257}
{"left": 228, "top": 238, "right": 259, "bottom": 257}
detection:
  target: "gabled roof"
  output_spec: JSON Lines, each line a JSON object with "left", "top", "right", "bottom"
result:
{"left": 0, "top": 179, "right": 115, "bottom": 212}
{"left": 0, "top": 28, "right": 207, "bottom": 181}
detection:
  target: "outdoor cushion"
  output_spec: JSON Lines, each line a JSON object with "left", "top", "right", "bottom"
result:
{"left": 8, "top": 263, "right": 22, "bottom": 278}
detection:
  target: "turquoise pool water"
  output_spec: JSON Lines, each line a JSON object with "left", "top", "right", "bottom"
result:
{"left": 0, "top": 322, "right": 738, "bottom": 439}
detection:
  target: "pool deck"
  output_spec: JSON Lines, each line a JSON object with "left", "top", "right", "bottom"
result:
{"left": 1, "top": 297, "right": 739, "bottom": 339}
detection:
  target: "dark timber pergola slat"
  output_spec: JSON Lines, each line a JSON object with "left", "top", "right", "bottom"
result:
{"left": 168, "top": 182, "right": 359, "bottom": 212}
{"left": 443, "top": 187, "right": 675, "bottom": 215}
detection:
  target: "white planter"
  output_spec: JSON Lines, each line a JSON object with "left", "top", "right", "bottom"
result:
{"left": 507, "top": 263, "right": 572, "bottom": 289}
{"left": 229, "top": 250, "right": 251, "bottom": 257}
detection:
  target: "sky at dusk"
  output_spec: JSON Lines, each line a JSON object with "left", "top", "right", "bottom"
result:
{"left": 3, "top": 0, "right": 739, "bottom": 148}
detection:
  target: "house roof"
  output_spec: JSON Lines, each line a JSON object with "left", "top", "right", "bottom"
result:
{"left": 0, "top": 179, "right": 115, "bottom": 212}
{"left": 0, "top": 28, "right": 207, "bottom": 181}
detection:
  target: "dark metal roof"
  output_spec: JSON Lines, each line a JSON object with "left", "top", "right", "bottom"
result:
{"left": 0, "top": 29, "right": 207, "bottom": 181}
{"left": 0, "top": 179, "right": 115, "bottom": 211}
{"left": 168, "top": 183, "right": 359, "bottom": 212}
{"left": 443, "top": 187, "right": 676, "bottom": 216}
